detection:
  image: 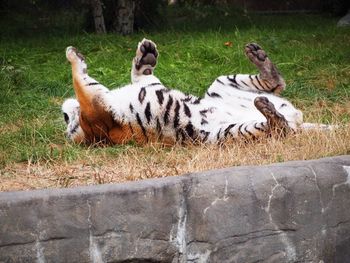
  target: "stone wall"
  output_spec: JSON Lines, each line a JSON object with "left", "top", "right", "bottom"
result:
{"left": 1, "top": 156, "right": 350, "bottom": 262}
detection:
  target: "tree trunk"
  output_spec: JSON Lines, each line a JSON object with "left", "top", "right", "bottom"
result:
{"left": 113, "top": 0, "right": 135, "bottom": 35}
{"left": 90, "top": 0, "right": 106, "bottom": 34}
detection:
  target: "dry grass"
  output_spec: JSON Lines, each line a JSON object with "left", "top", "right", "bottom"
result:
{"left": 1, "top": 126, "right": 349, "bottom": 192}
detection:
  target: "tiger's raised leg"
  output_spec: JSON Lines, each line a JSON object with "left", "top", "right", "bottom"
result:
{"left": 211, "top": 43, "right": 285, "bottom": 95}
{"left": 66, "top": 46, "right": 115, "bottom": 143}
{"left": 244, "top": 43, "right": 286, "bottom": 94}
{"left": 131, "top": 38, "right": 159, "bottom": 84}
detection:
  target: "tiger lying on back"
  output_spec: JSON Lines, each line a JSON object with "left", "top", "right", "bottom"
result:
{"left": 62, "top": 39, "right": 330, "bottom": 145}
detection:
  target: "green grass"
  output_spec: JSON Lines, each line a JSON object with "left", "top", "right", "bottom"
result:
{"left": 0, "top": 9, "right": 350, "bottom": 167}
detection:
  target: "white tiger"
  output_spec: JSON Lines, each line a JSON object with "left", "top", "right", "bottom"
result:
{"left": 62, "top": 39, "right": 330, "bottom": 145}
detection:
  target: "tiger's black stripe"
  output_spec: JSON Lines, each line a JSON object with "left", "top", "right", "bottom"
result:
{"left": 136, "top": 113, "right": 148, "bottom": 141}
{"left": 192, "top": 98, "right": 202, "bottom": 104}
{"left": 70, "top": 122, "right": 80, "bottom": 135}
{"left": 138, "top": 87, "right": 146, "bottom": 104}
{"left": 255, "top": 76, "right": 265, "bottom": 90}
{"left": 201, "top": 118, "right": 208, "bottom": 125}
{"left": 129, "top": 103, "right": 134, "bottom": 113}
{"left": 200, "top": 109, "right": 208, "bottom": 117}
{"left": 227, "top": 75, "right": 238, "bottom": 85}
{"left": 144, "top": 82, "right": 162, "bottom": 88}
{"left": 173, "top": 100, "right": 180, "bottom": 128}
{"left": 156, "top": 118, "right": 161, "bottom": 132}
{"left": 224, "top": 124, "right": 236, "bottom": 137}
{"left": 240, "top": 80, "right": 250, "bottom": 88}
{"left": 155, "top": 90, "right": 164, "bottom": 105}
{"left": 263, "top": 80, "right": 272, "bottom": 90}
{"left": 249, "top": 75, "right": 263, "bottom": 91}
{"left": 145, "top": 102, "right": 152, "bottom": 123}
{"left": 207, "top": 92, "right": 222, "bottom": 98}
{"left": 244, "top": 126, "right": 256, "bottom": 139}
{"left": 216, "top": 128, "right": 222, "bottom": 140}
{"left": 280, "top": 103, "right": 287, "bottom": 108}
{"left": 238, "top": 124, "right": 246, "bottom": 138}
{"left": 156, "top": 118, "right": 162, "bottom": 139}
{"left": 87, "top": 82, "right": 100, "bottom": 86}
{"left": 182, "top": 96, "right": 193, "bottom": 102}
{"left": 216, "top": 78, "right": 224, "bottom": 85}
{"left": 183, "top": 103, "right": 191, "bottom": 117}
{"left": 164, "top": 95, "right": 173, "bottom": 125}
{"left": 254, "top": 123, "right": 265, "bottom": 132}
{"left": 229, "top": 83, "right": 240, "bottom": 89}
{"left": 227, "top": 75, "right": 240, "bottom": 89}
{"left": 200, "top": 130, "right": 210, "bottom": 142}
{"left": 261, "top": 122, "right": 268, "bottom": 129}
{"left": 185, "top": 122, "right": 195, "bottom": 139}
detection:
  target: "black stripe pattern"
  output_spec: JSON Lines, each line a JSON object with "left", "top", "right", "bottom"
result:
{"left": 155, "top": 90, "right": 164, "bottom": 105}
{"left": 144, "top": 102, "right": 152, "bottom": 123}
{"left": 136, "top": 113, "right": 148, "bottom": 141}
{"left": 138, "top": 87, "right": 146, "bottom": 104}
{"left": 164, "top": 95, "right": 173, "bottom": 125}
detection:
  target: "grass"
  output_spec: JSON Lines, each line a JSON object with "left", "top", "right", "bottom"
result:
{"left": 1, "top": 8, "right": 350, "bottom": 191}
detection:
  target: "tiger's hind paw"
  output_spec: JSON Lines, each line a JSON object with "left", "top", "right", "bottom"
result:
{"left": 66, "top": 46, "right": 85, "bottom": 64}
{"left": 245, "top": 43, "right": 285, "bottom": 94}
{"left": 134, "top": 39, "right": 158, "bottom": 75}
{"left": 66, "top": 46, "right": 87, "bottom": 75}
{"left": 254, "top": 96, "right": 290, "bottom": 136}
{"left": 245, "top": 43, "right": 268, "bottom": 65}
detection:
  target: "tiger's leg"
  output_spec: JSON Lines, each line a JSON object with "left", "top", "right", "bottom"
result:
{"left": 254, "top": 96, "right": 291, "bottom": 135}
{"left": 244, "top": 43, "right": 286, "bottom": 94}
{"left": 66, "top": 46, "right": 115, "bottom": 143}
{"left": 131, "top": 38, "right": 159, "bottom": 84}
{"left": 209, "top": 97, "right": 291, "bottom": 142}
{"left": 207, "top": 43, "right": 285, "bottom": 98}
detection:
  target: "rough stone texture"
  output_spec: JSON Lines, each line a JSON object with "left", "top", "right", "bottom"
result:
{"left": 337, "top": 11, "right": 350, "bottom": 27}
{"left": 1, "top": 156, "right": 350, "bottom": 262}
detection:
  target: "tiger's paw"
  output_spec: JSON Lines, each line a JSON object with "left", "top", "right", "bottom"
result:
{"left": 66, "top": 46, "right": 88, "bottom": 75}
{"left": 66, "top": 46, "right": 85, "bottom": 64}
{"left": 245, "top": 43, "right": 268, "bottom": 65}
{"left": 245, "top": 43, "right": 285, "bottom": 94}
{"left": 254, "top": 96, "right": 290, "bottom": 136}
{"left": 134, "top": 39, "right": 158, "bottom": 75}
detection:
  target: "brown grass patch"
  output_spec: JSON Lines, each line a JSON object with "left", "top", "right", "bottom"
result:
{"left": 1, "top": 126, "right": 349, "bottom": 192}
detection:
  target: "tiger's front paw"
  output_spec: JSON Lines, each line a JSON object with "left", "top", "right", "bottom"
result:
{"left": 134, "top": 39, "right": 158, "bottom": 75}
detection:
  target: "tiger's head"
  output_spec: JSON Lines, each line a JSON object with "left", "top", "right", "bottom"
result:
{"left": 62, "top": 98, "right": 85, "bottom": 143}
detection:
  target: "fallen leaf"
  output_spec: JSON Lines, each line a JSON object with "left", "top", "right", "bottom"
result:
{"left": 224, "top": 41, "right": 233, "bottom": 47}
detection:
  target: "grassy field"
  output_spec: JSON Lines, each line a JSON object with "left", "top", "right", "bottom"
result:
{"left": 1, "top": 10, "right": 350, "bottom": 191}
